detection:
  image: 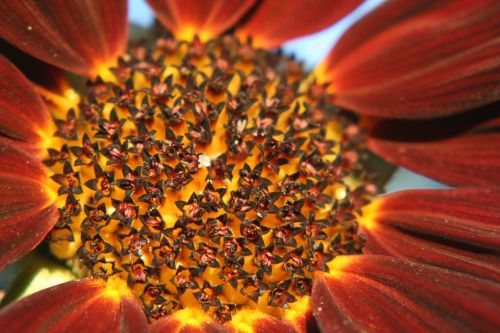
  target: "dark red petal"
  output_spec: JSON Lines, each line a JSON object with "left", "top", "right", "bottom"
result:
{"left": 251, "top": 316, "right": 297, "bottom": 333}
{"left": 312, "top": 256, "right": 500, "bottom": 333}
{"left": 366, "top": 106, "right": 500, "bottom": 186}
{"left": 360, "top": 188, "right": 500, "bottom": 282}
{"left": 0, "top": 278, "right": 149, "bottom": 332}
{"left": 320, "top": 0, "right": 500, "bottom": 118}
{"left": 150, "top": 317, "right": 181, "bottom": 333}
{"left": 0, "top": 0, "right": 128, "bottom": 77}
{"left": 147, "top": 0, "right": 256, "bottom": 41}
{"left": 0, "top": 56, "right": 53, "bottom": 149}
{"left": 0, "top": 142, "right": 57, "bottom": 270}
{"left": 368, "top": 133, "right": 500, "bottom": 186}
{"left": 1, "top": 39, "right": 68, "bottom": 94}
{"left": 237, "top": 0, "right": 362, "bottom": 48}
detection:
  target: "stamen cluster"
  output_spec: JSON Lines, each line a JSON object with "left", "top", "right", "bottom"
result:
{"left": 46, "top": 35, "right": 370, "bottom": 322}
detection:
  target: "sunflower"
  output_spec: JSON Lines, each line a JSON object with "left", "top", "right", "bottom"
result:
{"left": 0, "top": 0, "right": 499, "bottom": 332}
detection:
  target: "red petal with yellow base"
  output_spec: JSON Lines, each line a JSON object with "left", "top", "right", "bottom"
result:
{"left": 150, "top": 308, "right": 299, "bottom": 333}
{"left": 0, "top": 56, "right": 52, "bottom": 150}
{"left": 366, "top": 105, "right": 500, "bottom": 186}
{"left": 359, "top": 189, "right": 500, "bottom": 282}
{"left": 230, "top": 310, "right": 298, "bottom": 333}
{"left": 149, "top": 307, "right": 228, "bottom": 332}
{"left": 249, "top": 317, "right": 296, "bottom": 333}
{"left": 282, "top": 306, "right": 319, "bottom": 333}
{"left": 312, "top": 256, "right": 500, "bottom": 333}
{"left": 237, "top": 0, "right": 362, "bottom": 48}
{"left": 0, "top": 278, "right": 149, "bottom": 332}
{"left": 0, "top": 142, "right": 57, "bottom": 270}
{"left": 147, "top": 0, "right": 256, "bottom": 42}
{"left": 319, "top": 0, "right": 500, "bottom": 118}
{"left": 150, "top": 316, "right": 229, "bottom": 333}
{"left": 0, "top": 0, "right": 128, "bottom": 77}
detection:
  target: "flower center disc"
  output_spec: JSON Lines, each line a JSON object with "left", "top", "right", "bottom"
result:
{"left": 44, "top": 35, "right": 369, "bottom": 322}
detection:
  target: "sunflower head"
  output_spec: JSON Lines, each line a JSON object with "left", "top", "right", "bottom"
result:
{"left": 43, "top": 34, "right": 372, "bottom": 322}
{"left": 0, "top": 0, "right": 498, "bottom": 332}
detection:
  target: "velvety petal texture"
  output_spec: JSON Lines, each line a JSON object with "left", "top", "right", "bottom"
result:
{"left": 0, "top": 0, "right": 128, "bottom": 77}
{"left": 320, "top": 0, "right": 500, "bottom": 118}
{"left": 0, "top": 56, "right": 53, "bottom": 149}
{"left": 147, "top": 0, "right": 256, "bottom": 41}
{"left": 0, "top": 279, "right": 149, "bottom": 332}
{"left": 366, "top": 105, "right": 500, "bottom": 186}
{"left": 0, "top": 142, "right": 56, "bottom": 270}
{"left": 360, "top": 189, "right": 500, "bottom": 282}
{"left": 237, "top": 0, "right": 362, "bottom": 48}
{"left": 312, "top": 256, "right": 500, "bottom": 332}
